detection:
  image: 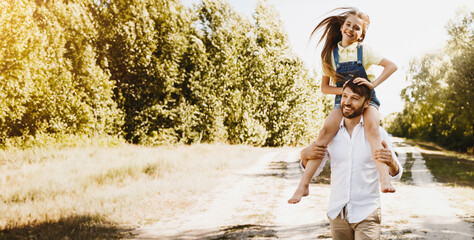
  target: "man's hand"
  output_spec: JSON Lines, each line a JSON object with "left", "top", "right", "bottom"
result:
{"left": 300, "top": 141, "right": 327, "bottom": 168}
{"left": 374, "top": 140, "right": 393, "bottom": 166}
{"left": 374, "top": 140, "right": 399, "bottom": 176}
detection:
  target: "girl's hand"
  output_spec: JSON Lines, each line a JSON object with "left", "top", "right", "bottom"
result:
{"left": 353, "top": 77, "right": 375, "bottom": 89}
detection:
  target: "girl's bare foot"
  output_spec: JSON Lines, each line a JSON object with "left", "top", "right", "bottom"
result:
{"left": 288, "top": 185, "right": 309, "bottom": 204}
{"left": 381, "top": 181, "right": 396, "bottom": 193}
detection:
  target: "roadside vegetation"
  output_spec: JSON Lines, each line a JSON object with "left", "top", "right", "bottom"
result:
{"left": 0, "top": 143, "right": 270, "bottom": 239}
{"left": 384, "top": 10, "right": 473, "bottom": 153}
{"left": 0, "top": 0, "right": 329, "bottom": 148}
{"left": 403, "top": 138, "right": 474, "bottom": 187}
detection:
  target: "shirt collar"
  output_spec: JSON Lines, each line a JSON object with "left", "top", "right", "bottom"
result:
{"left": 338, "top": 41, "right": 359, "bottom": 53}
{"left": 339, "top": 116, "right": 365, "bottom": 129}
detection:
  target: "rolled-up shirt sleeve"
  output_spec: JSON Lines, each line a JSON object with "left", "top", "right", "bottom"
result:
{"left": 379, "top": 128, "right": 403, "bottom": 181}
{"left": 389, "top": 148, "right": 403, "bottom": 181}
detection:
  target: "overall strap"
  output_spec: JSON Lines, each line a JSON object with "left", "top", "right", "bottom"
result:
{"left": 333, "top": 46, "right": 340, "bottom": 68}
{"left": 357, "top": 45, "right": 363, "bottom": 65}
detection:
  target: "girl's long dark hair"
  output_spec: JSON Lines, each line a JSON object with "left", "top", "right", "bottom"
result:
{"left": 311, "top": 7, "right": 370, "bottom": 81}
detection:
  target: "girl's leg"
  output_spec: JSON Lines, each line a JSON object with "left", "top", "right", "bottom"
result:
{"left": 288, "top": 109, "right": 343, "bottom": 204}
{"left": 364, "top": 106, "right": 395, "bottom": 193}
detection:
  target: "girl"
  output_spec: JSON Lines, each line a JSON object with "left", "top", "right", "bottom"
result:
{"left": 288, "top": 7, "right": 398, "bottom": 204}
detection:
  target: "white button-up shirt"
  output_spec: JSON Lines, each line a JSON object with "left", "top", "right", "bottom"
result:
{"left": 309, "top": 116, "right": 403, "bottom": 223}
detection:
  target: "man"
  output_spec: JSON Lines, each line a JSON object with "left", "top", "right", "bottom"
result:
{"left": 300, "top": 78, "right": 403, "bottom": 239}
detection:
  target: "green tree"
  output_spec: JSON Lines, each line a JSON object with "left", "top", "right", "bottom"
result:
{"left": 386, "top": 10, "right": 473, "bottom": 152}
{"left": 187, "top": 0, "right": 246, "bottom": 144}
{"left": 91, "top": 0, "right": 328, "bottom": 146}
{"left": 184, "top": 0, "right": 328, "bottom": 146}
{"left": 252, "top": 0, "right": 328, "bottom": 146}
{"left": 94, "top": 0, "right": 190, "bottom": 144}
{"left": 444, "top": 10, "right": 474, "bottom": 150}
{"left": 0, "top": 0, "right": 120, "bottom": 143}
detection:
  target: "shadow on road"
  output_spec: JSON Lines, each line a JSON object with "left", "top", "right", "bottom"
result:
{"left": 136, "top": 224, "right": 277, "bottom": 240}
{"left": 400, "top": 152, "right": 415, "bottom": 185}
{"left": 0, "top": 215, "right": 132, "bottom": 240}
{"left": 137, "top": 223, "right": 335, "bottom": 240}
{"left": 241, "top": 159, "right": 331, "bottom": 185}
{"left": 383, "top": 222, "right": 474, "bottom": 239}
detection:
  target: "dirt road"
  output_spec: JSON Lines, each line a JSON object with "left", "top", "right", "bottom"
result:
{"left": 133, "top": 138, "right": 473, "bottom": 239}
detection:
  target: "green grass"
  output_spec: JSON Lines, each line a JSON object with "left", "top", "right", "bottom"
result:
{"left": 403, "top": 138, "right": 474, "bottom": 161}
{"left": 422, "top": 153, "right": 474, "bottom": 187}
{"left": 400, "top": 138, "right": 474, "bottom": 187}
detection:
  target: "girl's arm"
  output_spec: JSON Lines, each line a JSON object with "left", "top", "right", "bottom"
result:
{"left": 354, "top": 58, "right": 398, "bottom": 89}
{"left": 373, "top": 58, "right": 398, "bottom": 87}
{"left": 321, "top": 75, "right": 343, "bottom": 95}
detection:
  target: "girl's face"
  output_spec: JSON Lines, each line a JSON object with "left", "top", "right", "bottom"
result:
{"left": 340, "top": 14, "right": 364, "bottom": 46}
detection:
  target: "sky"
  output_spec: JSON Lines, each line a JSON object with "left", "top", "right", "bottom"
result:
{"left": 181, "top": 0, "right": 474, "bottom": 116}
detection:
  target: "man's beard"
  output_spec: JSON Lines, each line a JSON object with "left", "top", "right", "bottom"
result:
{"left": 341, "top": 103, "right": 365, "bottom": 118}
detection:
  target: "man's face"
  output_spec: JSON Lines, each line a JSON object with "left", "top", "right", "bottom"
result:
{"left": 341, "top": 87, "right": 369, "bottom": 118}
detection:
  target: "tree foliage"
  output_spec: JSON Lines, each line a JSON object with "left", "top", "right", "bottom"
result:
{"left": 385, "top": 10, "right": 473, "bottom": 153}
{"left": 93, "top": 0, "right": 191, "bottom": 144}
{"left": 1, "top": 0, "right": 329, "bottom": 147}
{"left": 0, "top": 0, "right": 120, "bottom": 144}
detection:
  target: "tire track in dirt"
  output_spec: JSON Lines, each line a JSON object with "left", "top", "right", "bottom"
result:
{"left": 381, "top": 138, "right": 473, "bottom": 239}
{"left": 132, "top": 151, "right": 284, "bottom": 239}
{"left": 273, "top": 149, "right": 332, "bottom": 239}
{"left": 132, "top": 139, "right": 473, "bottom": 239}
{"left": 132, "top": 149, "right": 330, "bottom": 239}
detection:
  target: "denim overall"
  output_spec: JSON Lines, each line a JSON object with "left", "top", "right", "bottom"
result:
{"left": 333, "top": 45, "right": 381, "bottom": 109}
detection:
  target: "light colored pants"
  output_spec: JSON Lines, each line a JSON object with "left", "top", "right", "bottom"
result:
{"left": 328, "top": 208, "right": 381, "bottom": 240}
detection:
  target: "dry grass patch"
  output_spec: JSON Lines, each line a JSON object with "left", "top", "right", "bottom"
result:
{"left": 0, "top": 143, "right": 270, "bottom": 239}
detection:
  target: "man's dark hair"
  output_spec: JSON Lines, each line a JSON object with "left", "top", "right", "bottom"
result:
{"left": 343, "top": 78, "right": 372, "bottom": 102}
